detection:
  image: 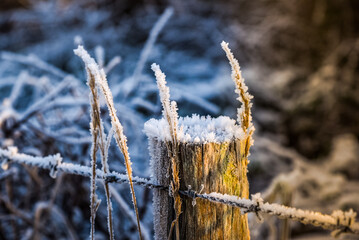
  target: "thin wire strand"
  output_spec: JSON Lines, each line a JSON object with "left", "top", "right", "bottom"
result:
{"left": 1, "top": 148, "right": 358, "bottom": 236}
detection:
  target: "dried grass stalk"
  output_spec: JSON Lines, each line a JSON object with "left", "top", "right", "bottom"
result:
{"left": 86, "top": 67, "right": 114, "bottom": 240}
{"left": 74, "top": 46, "right": 142, "bottom": 240}
{"left": 221, "top": 41, "right": 255, "bottom": 239}
{"left": 221, "top": 41, "right": 255, "bottom": 157}
{"left": 88, "top": 71, "right": 101, "bottom": 240}
{"left": 151, "top": 64, "right": 181, "bottom": 240}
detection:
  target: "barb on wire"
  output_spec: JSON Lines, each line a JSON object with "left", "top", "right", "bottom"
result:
{"left": 1, "top": 147, "right": 359, "bottom": 236}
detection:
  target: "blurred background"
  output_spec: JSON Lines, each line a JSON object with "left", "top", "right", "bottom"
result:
{"left": 0, "top": 0, "right": 359, "bottom": 239}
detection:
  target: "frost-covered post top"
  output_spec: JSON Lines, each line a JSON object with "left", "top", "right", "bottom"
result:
{"left": 148, "top": 42, "right": 252, "bottom": 240}
{"left": 144, "top": 114, "right": 246, "bottom": 144}
{"left": 147, "top": 114, "right": 251, "bottom": 239}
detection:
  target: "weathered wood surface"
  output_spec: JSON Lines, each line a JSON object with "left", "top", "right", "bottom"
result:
{"left": 149, "top": 138, "right": 250, "bottom": 240}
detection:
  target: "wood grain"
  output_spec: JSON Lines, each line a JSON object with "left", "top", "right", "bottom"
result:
{"left": 149, "top": 138, "right": 250, "bottom": 240}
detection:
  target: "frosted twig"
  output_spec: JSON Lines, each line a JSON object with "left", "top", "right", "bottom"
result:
{"left": 36, "top": 97, "right": 88, "bottom": 114}
{"left": 104, "top": 56, "right": 121, "bottom": 74}
{"left": 221, "top": 42, "right": 254, "bottom": 134}
{"left": 221, "top": 41, "right": 255, "bottom": 158}
{"left": 33, "top": 202, "right": 78, "bottom": 240}
{"left": 0, "top": 196, "right": 54, "bottom": 237}
{"left": 74, "top": 46, "right": 142, "bottom": 240}
{"left": 127, "top": 7, "right": 174, "bottom": 96}
{"left": 8, "top": 71, "right": 27, "bottom": 105}
{"left": 0, "top": 75, "right": 74, "bottom": 131}
{"left": 95, "top": 46, "right": 105, "bottom": 68}
{"left": 31, "top": 126, "right": 92, "bottom": 145}
{"left": 86, "top": 62, "right": 108, "bottom": 239}
{"left": 151, "top": 63, "right": 181, "bottom": 240}
{"left": 2, "top": 148, "right": 359, "bottom": 236}
{"left": 0, "top": 168, "right": 17, "bottom": 181}
{"left": 79, "top": 46, "right": 115, "bottom": 240}
{"left": 17, "top": 76, "right": 74, "bottom": 127}
{"left": 109, "top": 185, "right": 151, "bottom": 240}
{"left": 1, "top": 51, "right": 68, "bottom": 79}
{"left": 151, "top": 64, "right": 178, "bottom": 144}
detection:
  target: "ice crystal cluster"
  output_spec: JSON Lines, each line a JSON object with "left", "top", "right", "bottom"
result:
{"left": 144, "top": 114, "right": 245, "bottom": 144}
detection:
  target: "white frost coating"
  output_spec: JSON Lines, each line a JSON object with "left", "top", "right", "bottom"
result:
{"left": 147, "top": 139, "right": 171, "bottom": 240}
{"left": 75, "top": 44, "right": 133, "bottom": 179}
{"left": 201, "top": 192, "right": 358, "bottom": 233}
{"left": 104, "top": 56, "right": 121, "bottom": 74}
{"left": 19, "top": 76, "right": 74, "bottom": 123}
{"left": 144, "top": 114, "right": 245, "bottom": 143}
{"left": 0, "top": 147, "right": 62, "bottom": 170}
{"left": 0, "top": 147, "right": 148, "bottom": 186}
{"left": 75, "top": 45, "right": 142, "bottom": 239}
{"left": 94, "top": 45, "right": 105, "bottom": 68}
{"left": 77, "top": 44, "right": 107, "bottom": 239}
{"left": 221, "top": 41, "right": 254, "bottom": 135}
{"left": 2, "top": 147, "right": 359, "bottom": 234}
{"left": 74, "top": 46, "right": 129, "bottom": 162}
{"left": 151, "top": 63, "right": 179, "bottom": 150}
{"left": 151, "top": 63, "right": 174, "bottom": 129}
{"left": 251, "top": 193, "right": 264, "bottom": 206}
{"left": 203, "top": 192, "right": 253, "bottom": 206}
{"left": 1, "top": 51, "right": 68, "bottom": 79}
{"left": 130, "top": 7, "right": 174, "bottom": 94}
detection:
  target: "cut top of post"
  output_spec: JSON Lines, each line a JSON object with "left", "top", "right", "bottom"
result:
{"left": 144, "top": 114, "right": 245, "bottom": 144}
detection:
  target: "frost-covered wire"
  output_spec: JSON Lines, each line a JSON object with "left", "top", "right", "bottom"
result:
{"left": 189, "top": 192, "right": 359, "bottom": 235}
{"left": 1, "top": 147, "right": 359, "bottom": 236}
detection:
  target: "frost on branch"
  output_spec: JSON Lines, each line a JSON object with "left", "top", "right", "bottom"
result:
{"left": 221, "top": 41, "right": 255, "bottom": 162}
{"left": 151, "top": 63, "right": 182, "bottom": 240}
{"left": 221, "top": 41, "right": 254, "bottom": 143}
{"left": 151, "top": 63, "right": 179, "bottom": 144}
{"left": 75, "top": 45, "right": 142, "bottom": 240}
{"left": 77, "top": 45, "right": 115, "bottom": 240}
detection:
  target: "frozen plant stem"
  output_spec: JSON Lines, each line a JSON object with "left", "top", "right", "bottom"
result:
{"left": 86, "top": 68, "right": 114, "bottom": 240}
{"left": 151, "top": 64, "right": 181, "bottom": 240}
{"left": 220, "top": 41, "right": 255, "bottom": 239}
{"left": 147, "top": 43, "right": 255, "bottom": 239}
{"left": 74, "top": 46, "right": 142, "bottom": 240}
{"left": 221, "top": 41, "right": 255, "bottom": 158}
{"left": 128, "top": 7, "right": 174, "bottom": 96}
{"left": 88, "top": 71, "right": 99, "bottom": 240}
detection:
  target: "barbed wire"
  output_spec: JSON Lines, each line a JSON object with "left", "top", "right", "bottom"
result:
{"left": 1, "top": 148, "right": 358, "bottom": 235}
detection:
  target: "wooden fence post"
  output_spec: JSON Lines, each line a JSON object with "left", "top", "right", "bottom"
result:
{"left": 146, "top": 117, "right": 251, "bottom": 240}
